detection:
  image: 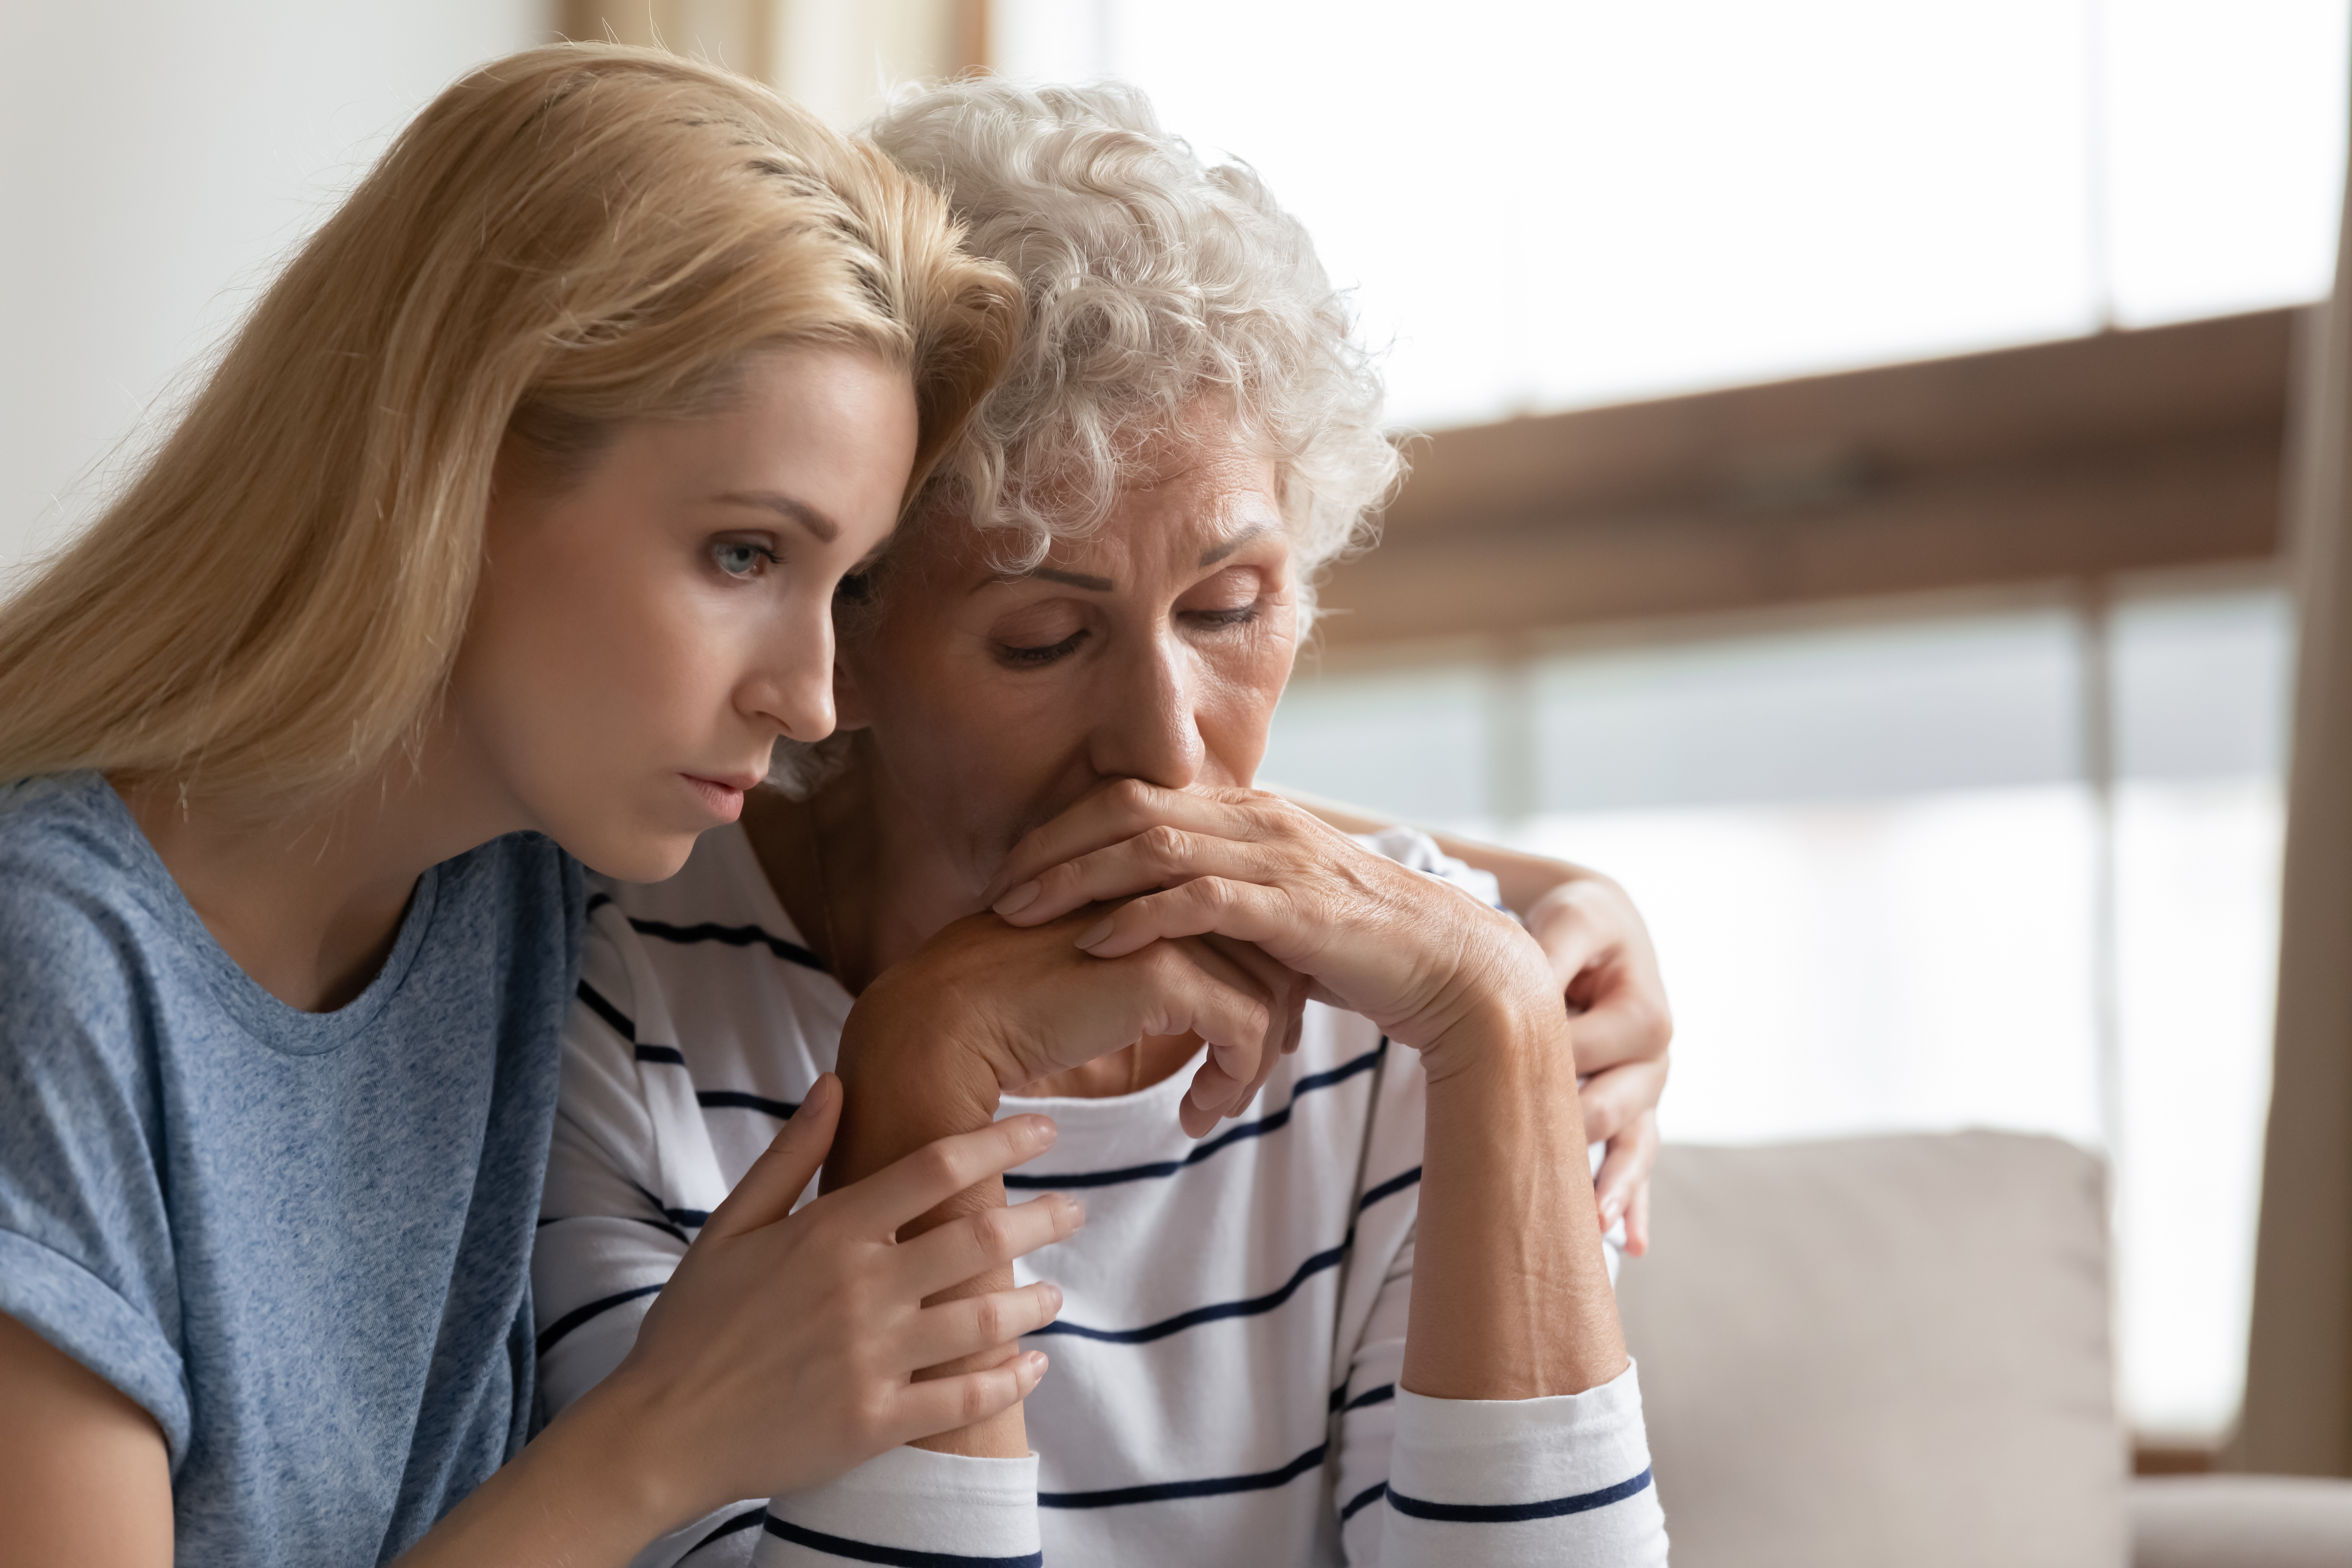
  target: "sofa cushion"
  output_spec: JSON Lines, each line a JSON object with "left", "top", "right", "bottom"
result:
{"left": 1614, "top": 1131, "right": 2128, "bottom": 1567}
{"left": 2131, "top": 1476, "right": 2352, "bottom": 1568}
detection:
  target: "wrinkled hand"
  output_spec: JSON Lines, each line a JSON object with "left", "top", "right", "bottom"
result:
{"left": 602, "top": 1074, "right": 1079, "bottom": 1511}
{"left": 1521, "top": 877, "right": 1672, "bottom": 1254}
{"left": 983, "top": 780, "right": 1553, "bottom": 1069}
{"left": 840, "top": 909, "right": 1304, "bottom": 1142}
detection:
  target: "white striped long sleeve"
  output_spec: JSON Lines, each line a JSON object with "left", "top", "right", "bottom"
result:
{"left": 532, "top": 821, "right": 1667, "bottom": 1567}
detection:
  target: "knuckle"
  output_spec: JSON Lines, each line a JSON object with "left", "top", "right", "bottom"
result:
{"left": 970, "top": 1206, "right": 1016, "bottom": 1258}
{"left": 1141, "top": 824, "right": 1189, "bottom": 869}
{"left": 918, "top": 1141, "right": 967, "bottom": 1190}
{"left": 971, "top": 1294, "right": 1004, "bottom": 1341}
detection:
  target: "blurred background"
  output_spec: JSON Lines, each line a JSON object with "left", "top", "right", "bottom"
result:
{"left": 6, "top": 0, "right": 2345, "bottom": 1483}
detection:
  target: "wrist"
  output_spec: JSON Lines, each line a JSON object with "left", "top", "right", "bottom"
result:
{"left": 1419, "top": 927, "right": 1566, "bottom": 1084}
{"left": 827, "top": 969, "right": 1007, "bottom": 1193}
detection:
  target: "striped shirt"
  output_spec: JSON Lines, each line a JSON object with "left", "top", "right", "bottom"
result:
{"left": 534, "top": 821, "right": 1668, "bottom": 1567}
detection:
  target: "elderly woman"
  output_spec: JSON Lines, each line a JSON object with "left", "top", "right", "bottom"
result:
{"left": 536, "top": 81, "right": 1671, "bottom": 1566}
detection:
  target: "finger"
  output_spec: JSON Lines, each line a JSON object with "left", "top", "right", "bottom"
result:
{"left": 897, "top": 1194, "right": 1086, "bottom": 1300}
{"left": 885, "top": 1351, "right": 1050, "bottom": 1447}
{"left": 836, "top": 1115, "right": 1060, "bottom": 1238}
{"left": 1523, "top": 892, "right": 1606, "bottom": 995}
{"left": 1202, "top": 933, "right": 1308, "bottom": 1096}
{"left": 902, "top": 1281, "right": 1066, "bottom": 1369}
{"left": 984, "top": 780, "right": 1296, "bottom": 911}
{"left": 698, "top": 1073, "right": 840, "bottom": 1239}
{"left": 994, "top": 823, "right": 1278, "bottom": 928}
{"left": 1592, "top": 1111, "right": 1660, "bottom": 1238}
{"left": 1074, "top": 876, "right": 1302, "bottom": 963}
{"left": 1562, "top": 990, "right": 1674, "bottom": 1076}
{"left": 1624, "top": 1179, "right": 1653, "bottom": 1257}
{"left": 1576, "top": 1057, "right": 1668, "bottom": 1148}
{"left": 1116, "top": 941, "right": 1275, "bottom": 1096}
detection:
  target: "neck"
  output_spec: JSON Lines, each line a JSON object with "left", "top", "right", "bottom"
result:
{"left": 112, "top": 726, "right": 520, "bottom": 1014}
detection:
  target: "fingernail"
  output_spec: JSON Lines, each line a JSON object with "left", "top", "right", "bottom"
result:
{"left": 994, "top": 880, "right": 1042, "bottom": 915}
{"left": 1032, "top": 1351, "right": 1051, "bottom": 1377}
{"left": 1064, "top": 1196, "right": 1086, "bottom": 1227}
{"left": 1045, "top": 1282, "right": 1064, "bottom": 1312}
{"left": 1075, "top": 919, "right": 1113, "bottom": 949}
{"left": 1028, "top": 1116, "right": 1058, "bottom": 1147}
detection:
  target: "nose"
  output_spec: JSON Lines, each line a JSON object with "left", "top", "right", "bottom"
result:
{"left": 741, "top": 595, "right": 838, "bottom": 744}
{"left": 1087, "top": 625, "right": 1205, "bottom": 789}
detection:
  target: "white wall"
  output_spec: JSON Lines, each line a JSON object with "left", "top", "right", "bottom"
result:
{"left": 0, "top": 1, "right": 552, "bottom": 582}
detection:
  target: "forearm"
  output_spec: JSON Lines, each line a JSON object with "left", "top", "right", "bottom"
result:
{"left": 1402, "top": 996, "right": 1626, "bottom": 1401}
{"left": 392, "top": 1379, "right": 685, "bottom": 1568}
{"left": 825, "top": 976, "right": 1027, "bottom": 1458}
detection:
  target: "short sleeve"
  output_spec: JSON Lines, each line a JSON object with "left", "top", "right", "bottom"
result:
{"left": 0, "top": 882, "right": 190, "bottom": 1463}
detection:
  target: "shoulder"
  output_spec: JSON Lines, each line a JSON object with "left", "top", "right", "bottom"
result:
{"left": 1349, "top": 824, "right": 1505, "bottom": 912}
{"left": 0, "top": 775, "right": 176, "bottom": 1038}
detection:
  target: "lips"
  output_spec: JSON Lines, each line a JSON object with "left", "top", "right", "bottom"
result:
{"left": 681, "top": 771, "right": 760, "bottom": 822}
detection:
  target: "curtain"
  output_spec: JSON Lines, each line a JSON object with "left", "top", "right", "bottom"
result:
{"left": 2230, "top": 131, "right": 2352, "bottom": 1476}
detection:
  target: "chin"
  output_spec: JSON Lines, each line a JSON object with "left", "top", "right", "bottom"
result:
{"left": 539, "top": 810, "right": 704, "bottom": 886}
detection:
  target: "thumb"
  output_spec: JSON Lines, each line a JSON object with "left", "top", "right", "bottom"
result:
{"left": 698, "top": 1072, "right": 840, "bottom": 1239}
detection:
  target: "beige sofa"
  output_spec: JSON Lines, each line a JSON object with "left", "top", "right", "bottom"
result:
{"left": 1613, "top": 1132, "right": 2352, "bottom": 1566}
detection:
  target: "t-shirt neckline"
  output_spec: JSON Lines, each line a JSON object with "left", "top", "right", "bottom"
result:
{"left": 90, "top": 775, "right": 445, "bottom": 1055}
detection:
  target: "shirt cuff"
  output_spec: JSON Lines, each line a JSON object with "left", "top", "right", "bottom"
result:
{"left": 762, "top": 1446, "right": 1042, "bottom": 1567}
{"left": 1387, "top": 1359, "right": 1659, "bottom": 1522}
{"left": 0, "top": 1229, "right": 189, "bottom": 1469}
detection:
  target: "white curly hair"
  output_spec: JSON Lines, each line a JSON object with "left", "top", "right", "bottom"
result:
{"left": 867, "top": 78, "right": 1400, "bottom": 619}
{"left": 773, "top": 80, "right": 1401, "bottom": 797}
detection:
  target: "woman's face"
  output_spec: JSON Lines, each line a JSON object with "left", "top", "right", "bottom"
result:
{"left": 838, "top": 432, "right": 1299, "bottom": 892}
{"left": 451, "top": 343, "right": 917, "bottom": 881}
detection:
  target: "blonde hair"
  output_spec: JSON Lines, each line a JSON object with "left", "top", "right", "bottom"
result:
{"left": 0, "top": 44, "right": 1015, "bottom": 806}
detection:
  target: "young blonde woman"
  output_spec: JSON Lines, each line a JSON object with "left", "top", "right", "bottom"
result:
{"left": 0, "top": 46, "right": 1144, "bottom": 1568}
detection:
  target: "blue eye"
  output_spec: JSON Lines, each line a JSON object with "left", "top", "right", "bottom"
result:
{"left": 713, "top": 540, "right": 773, "bottom": 579}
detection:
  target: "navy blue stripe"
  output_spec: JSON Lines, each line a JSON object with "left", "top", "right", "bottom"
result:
{"left": 1358, "top": 1165, "right": 1422, "bottom": 1214}
{"left": 536, "top": 1213, "right": 693, "bottom": 1245}
{"left": 1385, "top": 1466, "right": 1654, "bottom": 1524}
{"left": 587, "top": 891, "right": 614, "bottom": 915}
{"left": 697, "top": 1088, "right": 799, "bottom": 1118}
{"left": 575, "top": 979, "right": 636, "bottom": 1042}
{"left": 666, "top": 1206, "right": 709, "bottom": 1228}
{"left": 761, "top": 1513, "right": 1041, "bottom": 1567}
{"left": 629, "top": 916, "right": 827, "bottom": 972}
{"left": 637, "top": 1044, "right": 687, "bottom": 1066}
{"left": 1340, "top": 1481, "right": 1388, "bottom": 1522}
{"left": 1037, "top": 1442, "right": 1328, "bottom": 1508}
{"left": 1342, "top": 1382, "right": 1395, "bottom": 1413}
{"left": 1031, "top": 1241, "right": 1348, "bottom": 1344}
{"left": 536, "top": 1282, "right": 662, "bottom": 1357}
{"left": 1005, "top": 1041, "right": 1390, "bottom": 1191}
{"left": 684, "top": 1506, "right": 766, "bottom": 1558}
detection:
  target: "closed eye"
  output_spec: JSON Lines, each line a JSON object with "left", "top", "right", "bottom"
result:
{"left": 997, "top": 627, "right": 1090, "bottom": 667}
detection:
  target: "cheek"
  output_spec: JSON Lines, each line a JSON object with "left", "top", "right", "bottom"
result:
{"left": 1199, "top": 626, "right": 1296, "bottom": 787}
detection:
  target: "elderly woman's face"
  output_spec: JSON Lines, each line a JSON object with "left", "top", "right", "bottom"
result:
{"left": 838, "top": 436, "right": 1298, "bottom": 887}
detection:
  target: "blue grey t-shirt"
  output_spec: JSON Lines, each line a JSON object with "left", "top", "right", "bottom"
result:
{"left": 0, "top": 773, "right": 583, "bottom": 1564}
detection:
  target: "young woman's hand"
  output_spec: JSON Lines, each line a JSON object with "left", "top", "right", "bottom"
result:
{"left": 1519, "top": 875, "right": 1670, "bottom": 1253}
{"left": 839, "top": 910, "right": 1304, "bottom": 1142}
{"left": 981, "top": 780, "right": 1552, "bottom": 1070}
{"left": 578, "top": 1073, "right": 1079, "bottom": 1518}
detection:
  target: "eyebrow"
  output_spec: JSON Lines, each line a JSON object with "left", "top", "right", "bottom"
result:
{"left": 982, "top": 523, "right": 1281, "bottom": 593}
{"left": 712, "top": 491, "right": 840, "bottom": 544}
{"left": 1198, "top": 522, "right": 1277, "bottom": 567}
